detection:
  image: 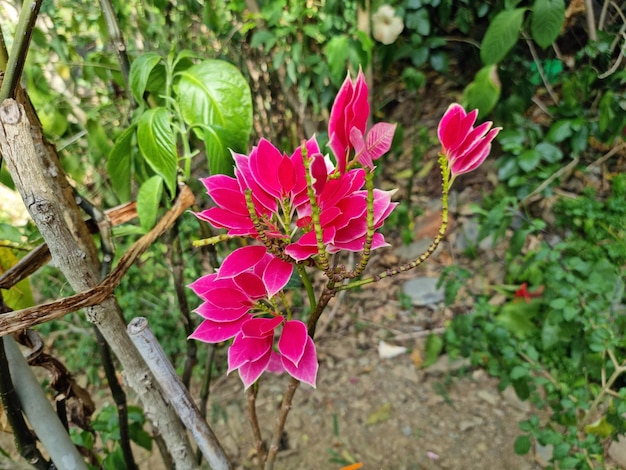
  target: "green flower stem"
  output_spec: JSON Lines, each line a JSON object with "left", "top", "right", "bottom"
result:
{"left": 302, "top": 147, "right": 330, "bottom": 275}
{"left": 349, "top": 169, "right": 375, "bottom": 278}
{"left": 0, "top": 29, "right": 8, "bottom": 71}
{"left": 338, "top": 154, "right": 451, "bottom": 291}
{"left": 0, "top": 0, "right": 43, "bottom": 102}
{"left": 297, "top": 264, "right": 317, "bottom": 313}
{"left": 192, "top": 233, "right": 234, "bottom": 247}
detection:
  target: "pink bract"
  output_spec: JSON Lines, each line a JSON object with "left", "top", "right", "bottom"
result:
{"left": 328, "top": 69, "right": 369, "bottom": 173}
{"left": 437, "top": 103, "right": 501, "bottom": 178}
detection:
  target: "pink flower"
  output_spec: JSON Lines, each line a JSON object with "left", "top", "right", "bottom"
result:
{"left": 189, "top": 246, "right": 319, "bottom": 388}
{"left": 196, "top": 138, "right": 321, "bottom": 238}
{"left": 227, "top": 317, "right": 319, "bottom": 389}
{"left": 328, "top": 70, "right": 369, "bottom": 173}
{"left": 285, "top": 168, "right": 397, "bottom": 261}
{"left": 437, "top": 103, "right": 501, "bottom": 179}
{"left": 188, "top": 246, "right": 293, "bottom": 343}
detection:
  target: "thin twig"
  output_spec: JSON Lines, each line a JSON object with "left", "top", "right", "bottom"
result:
{"left": 0, "top": 185, "right": 196, "bottom": 336}
{"left": 170, "top": 220, "right": 197, "bottom": 389}
{"left": 525, "top": 37, "right": 559, "bottom": 105}
{"left": 520, "top": 156, "right": 580, "bottom": 205}
{"left": 247, "top": 386, "right": 266, "bottom": 465}
{"left": 585, "top": 0, "right": 598, "bottom": 41}
{"left": 0, "top": 0, "right": 43, "bottom": 101}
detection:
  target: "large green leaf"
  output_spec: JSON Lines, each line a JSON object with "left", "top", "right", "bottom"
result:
{"left": 462, "top": 65, "right": 501, "bottom": 116}
{"left": 531, "top": 0, "right": 565, "bottom": 48}
{"left": 136, "top": 175, "right": 163, "bottom": 232}
{"left": 107, "top": 124, "right": 136, "bottom": 202}
{"left": 176, "top": 60, "right": 252, "bottom": 175}
{"left": 480, "top": 9, "right": 527, "bottom": 65}
{"left": 129, "top": 52, "right": 162, "bottom": 103}
{"left": 137, "top": 107, "right": 178, "bottom": 197}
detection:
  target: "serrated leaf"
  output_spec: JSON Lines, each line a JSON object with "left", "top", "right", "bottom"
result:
{"left": 462, "top": 65, "right": 501, "bottom": 116}
{"left": 176, "top": 60, "right": 252, "bottom": 176}
{"left": 480, "top": 9, "right": 527, "bottom": 65}
{"left": 137, "top": 107, "right": 178, "bottom": 197}
{"left": 531, "top": 0, "right": 565, "bottom": 48}
{"left": 137, "top": 176, "right": 163, "bottom": 232}
{"left": 107, "top": 124, "right": 136, "bottom": 202}
{"left": 129, "top": 52, "right": 162, "bottom": 103}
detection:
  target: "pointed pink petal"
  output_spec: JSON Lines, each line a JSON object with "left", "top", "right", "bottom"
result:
{"left": 189, "top": 315, "right": 250, "bottom": 343}
{"left": 365, "top": 122, "right": 396, "bottom": 161}
{"left": 263, "top": 257, "right": 294, "bottom": 298}
{"left": 195, "top": 207, "right": 255, "bottom": 235}
{"left": 228, "top": 332, "right": 273, "bottom": 371}
{"left": 266, "top": 351, "right": 286, "bottom": 374}
{"left": 452, "top": 127, "right": 501, "bottom": 174}
{"left": 282, "top": 336, "right": 318, "bottom": 388}
{"left": 328, "top": 73, "right": 354, "bottom": 164}
{"left": 233, "top": 272, "right": 266, "bottom": 300}
{"left": 188, "top": 273, "right": 218, "bottom": 296}
{"left": 234, "top": 152, "right": 277, "bottom": 213}
{"left": 278, "top": 320, "right": 308, "bottom": 365}
{"left": 285, "top": 231, "right": 319, "bottom": 261}
{"left": 202, "top": 175, "right": 248, "bottom": 215}
{"left": 250, "top": 139, "right": 285, "bottom": 198}
{"left": 218, "top": 245, "right": 267, "bottom": 278}
{"left": 350, "top": 127, "right": 372, "bottom": 169}
{"left": 195, "top": 301, "right": 250, "bottom": 322}
{"left": 202, "top": 286, "right": 250, "bottom": 308}
{"left": 310, "top": 153, "right": 329, "bottom": 196}
{"left": 240, "top": 316, "right": 283, "bottom": 338}
{"left": 237, "top": 349, "right": 272, "bottom": 389}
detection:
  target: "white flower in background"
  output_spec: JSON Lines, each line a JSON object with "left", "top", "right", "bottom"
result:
{"left": 372, "top": 5, "right": 404, "bottom": 45}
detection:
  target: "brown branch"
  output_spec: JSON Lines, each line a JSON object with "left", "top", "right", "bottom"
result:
{"left": 0, "top": 185, "right": 195, "bottom": 336}
{"left": 0, "top": 201, "right": 137, "bottom": 290}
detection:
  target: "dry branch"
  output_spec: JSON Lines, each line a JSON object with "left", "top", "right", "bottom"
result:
{"left": 0, "top": 98, "right": 198, "bottom": 469}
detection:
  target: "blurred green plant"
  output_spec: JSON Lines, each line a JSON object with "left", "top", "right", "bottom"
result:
{"left": 441, "top": 174, "right": 626, "bottom": 467}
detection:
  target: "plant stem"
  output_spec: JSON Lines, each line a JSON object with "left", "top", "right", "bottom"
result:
{"left": 196, "top": 344, "right": 217, "bottom": 465}
{"left": 98, "top": 0, "right": 134, "bottom": 106}
{"left": 338, "top": 155, "right": 451, "bottom": 291}
{"left": 297, "top": 264, "right": 317, "bottom": 312}
{"left": 247, "top": 385, "right": 266, "bottom": 465}
{"left": 264, "top": 377, "right": 300, "bottom": 470}
{"left": 350, "top": 170, "right": 375, "bottom": 278}
{"left": 170, "top": 220, "right": 198, "bottom": 389}
{"left": 0, "top": 0, "right": 43, "bottom": 102}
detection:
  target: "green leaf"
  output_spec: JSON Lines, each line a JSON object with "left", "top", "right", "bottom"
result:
{"left": 0, "top": 247, "right": 35, "bottom": 311}
{"left": 531, "top": 0, "right": 565, "bottom": 48}
{"left": 462, "top": 65, "right": 501, "bottom": 116}
{"left": 176, "top": 60, "right": 252, "bottom": 175}
{"left": 137, "top": 176, "right": 163, "bottom": 232}
{"left": 518, "top": 149, "right": 541, "bottom": 172}
{"left": 496, "top": 302, "right": 538, "bottom": 337}
{"left": 546, "top": 119, "right": 573, "bottom": 143}
{"left": 423, "top": 333, "right": 444, "bottom": 367}
{"left": 514, "top": 435, "right": 532, "bottom": 455}
{"left": 107, "top": 124, "right": 136, "bottom": 202}
{"left": 536, "top": 142, "right": 562, "bottom": 163}
{"left": 137, "top": 107, "right": 178, "bottom": 197}
{"left": 480, "top": 9, "right": 527, "bottom": 65}
{"left": 129, "top": 52, "right": 162, "bottom": 103}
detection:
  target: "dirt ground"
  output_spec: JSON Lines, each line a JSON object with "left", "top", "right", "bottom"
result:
{"left": 205, "top": 332, "right": 541, "bottom": 470}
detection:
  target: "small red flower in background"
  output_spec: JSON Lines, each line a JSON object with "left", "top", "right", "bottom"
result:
{"left": 514, "top": 282, "right": 545, "bottom": 303}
